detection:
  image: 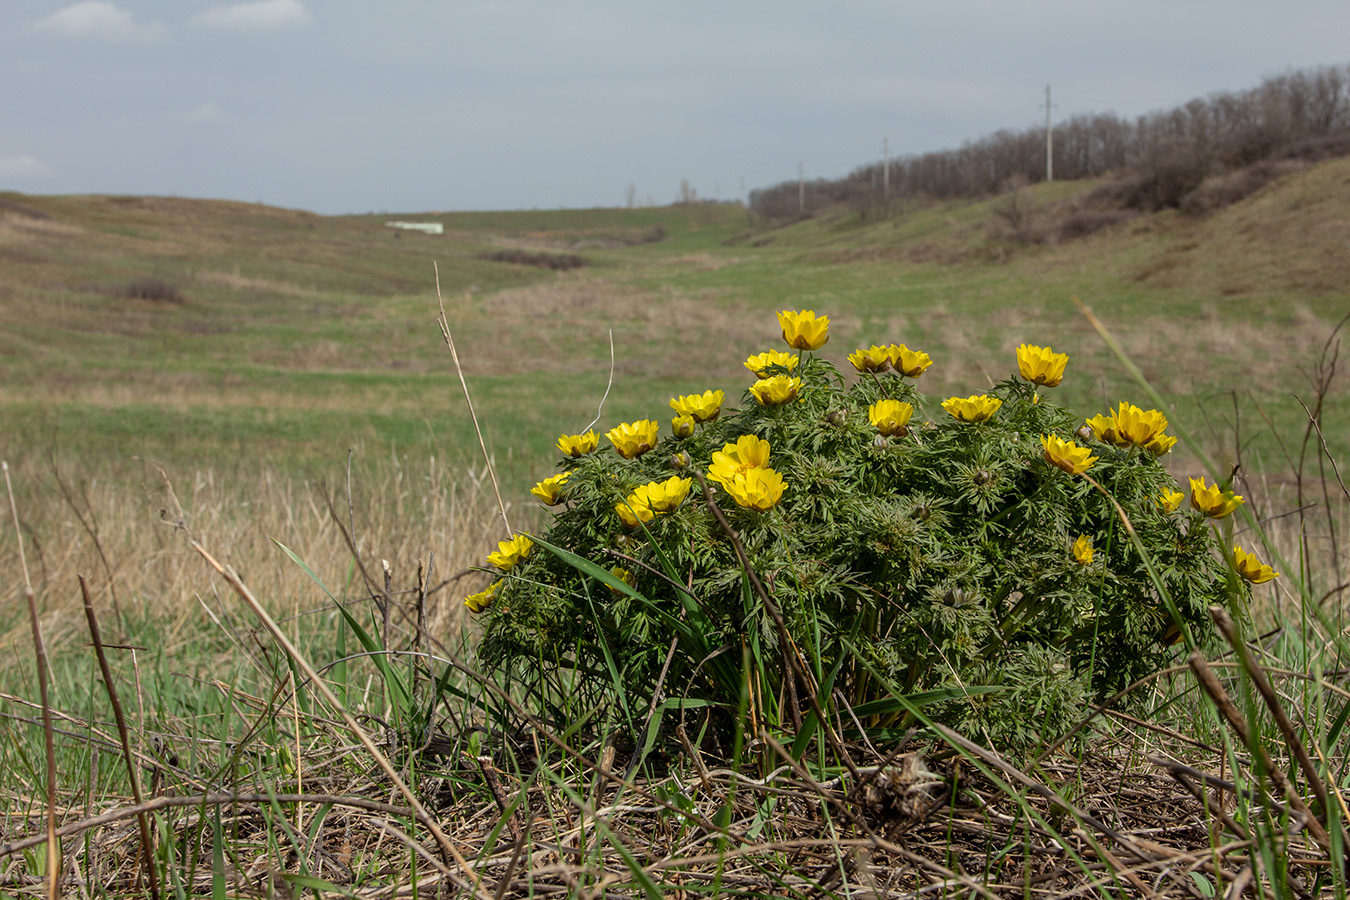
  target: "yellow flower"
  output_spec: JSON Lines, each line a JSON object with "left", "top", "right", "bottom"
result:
{"left": 1041, "top": 434, "right": 1098, "bottom": 476}
{"left": 778, "top": 309, "right": 830, "bottom": 351}
{"left": 848, "top": 345, "right": 892, "bottom": 374}
{"left": 1157, "top": 488, "right": 1185, "bottom": 513}
{"left": 1233, "top": 546, "right": 1279, "bottom": 584}
{"left": 615, "top": 476, "right": 692, "bottom": 528}
{"left": 888, "top": 344, "right": 934, "bottom": 378}
{"left": 671, "top": 414, "right": 696, "bottom": 439}
{"left": 1111, "top": 402, "right": 1169, "bottom": 448}
{"left": 1144, "top": 433, "right": 1178, "bottom": 456}
{"left": 869, "top": 399, "right": 914, "bottom": 437}
{"left": 607, "top": 566, "right": 636, "bottom": 596}
{"left": 606, "top": 419, "right": 660, "bottom": 459}
{"left": 721, "top": 466, "right": 786, "bottom": 511}
{"left": 708, "top": 435, "right": 771, "bottom": 486}
{"left": 749, "top": 375, "right": 802, "bottom": 406}
{"left": 1016, "top": 343, "right": 1069, "bottom": 387}
{"left": 556, "top": 430, "right": 599, "bottom": 457}
{"left": 615, "top": 500, "right": 653, "bottom": 529}
{"left": 1072, "top": 535, "right": 1094, "bottom": 566}
{"left": 669, "top": 389, "right": 725, "bottom": 423}
{"left": 942, "top": 394, "right": 1003, "bottom": 423}
{"left": 649, "top": 475, "right": 692, "bottom": 512}
{"left": 530, "top": 472, "right": 569, "bottom": 506}
{"left": 487, "top": 534, "right": 533, "bottom": 571}
{"left": 1189, "top": 477, "right": 1245, "bottom": 518}
{"left": 1084, "top": 414, "right": 1120, "bottom": 445}
{"left": 744, "top": 350, "right": 799, "bottom": 379}
{"left": 463, "top": 580, "right": 500, "bottom": 613}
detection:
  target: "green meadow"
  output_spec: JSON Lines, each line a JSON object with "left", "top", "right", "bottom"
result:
{"left": 1, "top": 161, "right": 1348, "bottom": 896}
{"left": 4, "top": 167, "right": 1347, "bottom": 494}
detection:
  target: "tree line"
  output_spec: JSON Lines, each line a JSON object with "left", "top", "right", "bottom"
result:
{"left": 749, "top": 63, "right": 1350, "bottom": 221}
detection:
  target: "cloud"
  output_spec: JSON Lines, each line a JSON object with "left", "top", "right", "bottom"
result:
{"left": 183, "top": 102, "right": 226, "bottom": 124}
{"left": 193, "top": 0, "right": 312, "bottom": 32}
{"left": 31, "top": 2, "right": 168, "bottom": 43}
{"left": 0, "top": 156, "right": 55, "bottom": 178}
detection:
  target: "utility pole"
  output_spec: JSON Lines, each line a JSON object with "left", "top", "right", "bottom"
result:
{"left": 1044, "top": 85, "right": 1054, "bottom": 183}
{"left": 882, "top": 137, "right": 890, "bottom": 204}
{"left": 798, "top": 162, "right": 805, "bottom": 217}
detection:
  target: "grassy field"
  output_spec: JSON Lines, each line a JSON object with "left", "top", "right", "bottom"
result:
{"left": 1, "top": 162, "right": 1349, "bottom": 896}
{"left": 5, "top": 166, "right": 1349, "bottom": 488}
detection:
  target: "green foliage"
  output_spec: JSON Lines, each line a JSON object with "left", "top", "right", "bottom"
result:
{"left": 490, "top": 326, "right": 1239, "bottom": 754}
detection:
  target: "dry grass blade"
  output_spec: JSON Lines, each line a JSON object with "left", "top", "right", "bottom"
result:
{"left": 434, "top": 260, "right": 512, "bottom": 537}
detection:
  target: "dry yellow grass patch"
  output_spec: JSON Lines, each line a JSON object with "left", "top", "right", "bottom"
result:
{"left": 193, "top": 268, "right": 316, "bottom": 297}
{"left": 0, "top": 454, "right": 505, "bottom": 650}
{"left": 0, "top": 213, "right": 84, "bottom": 246}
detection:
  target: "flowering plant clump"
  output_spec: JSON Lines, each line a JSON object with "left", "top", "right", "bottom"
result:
{"left": 469, "top": 315, "right": 1243, "bottom": 755}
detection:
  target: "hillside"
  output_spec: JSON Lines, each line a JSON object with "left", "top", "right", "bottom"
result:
{"left": 1, "top": 162, "right": 1347, "bottom": 492}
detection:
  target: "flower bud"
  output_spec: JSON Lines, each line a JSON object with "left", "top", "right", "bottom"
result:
{"left": 1075, "top": 425, "right": 1094, "bottom": 443}
{"left": 872, "top": 435, "right": 890, "bottom": 449}
{"left": 973, "top": 469, "right": 992, "bottom": 485}
{"left": 669, "top": 451, "right": 691, "bottom": 470}
{"left": 913, "top": 502, "right": 931, "bottom": 521}
{"left": 827, "top": 409, "right": 847, "bottom": 428}
{"left": 944, "top": 587, "right": 966, "bottom": 607}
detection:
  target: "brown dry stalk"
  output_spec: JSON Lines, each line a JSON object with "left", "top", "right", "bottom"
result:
{"left": 0, "top": 793, "right": 416, "bottom": 859}
{"left": 79, "top": 575, "right": 159, "bottom": 900}
{"left": 1210, "top": 606, "right": 1340, "bottom": 843}
{"left": 4, "top": 461, "right": 59, "bottom": 900}
{"left": 1187, "top": 649, "right": 1334, "bottom": 856}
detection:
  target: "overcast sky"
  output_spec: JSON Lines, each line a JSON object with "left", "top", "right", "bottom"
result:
{"left": 3, "top": 1, "right": 1348, "bottom": 214}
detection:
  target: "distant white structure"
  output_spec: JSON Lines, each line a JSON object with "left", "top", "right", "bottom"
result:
{"left": 385, "top": 221, "right": 443, "bottom": 235}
